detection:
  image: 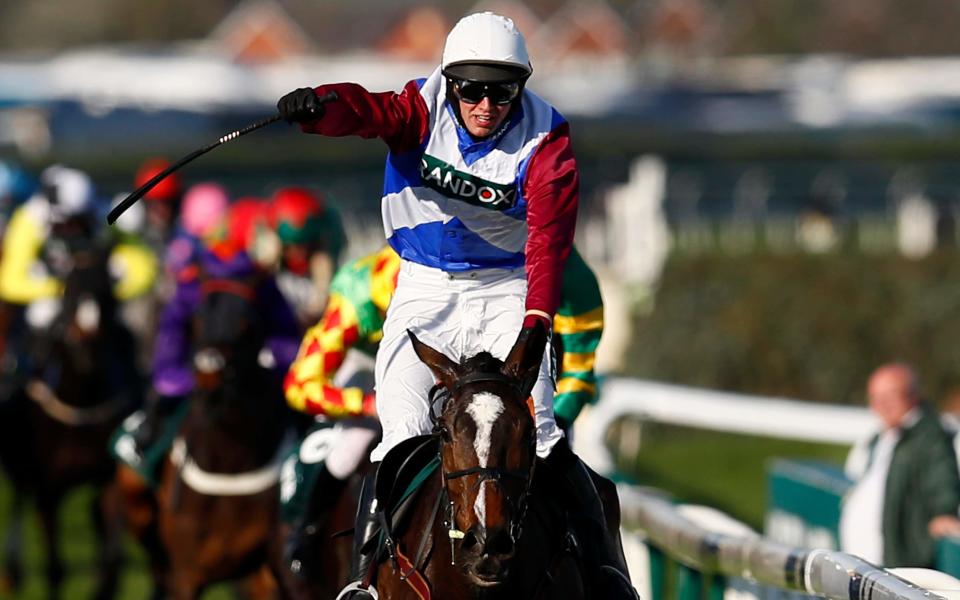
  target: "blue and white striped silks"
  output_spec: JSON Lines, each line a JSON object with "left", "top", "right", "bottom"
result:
{"left": 381, "top": 67, "right": 567, "bottom": 272}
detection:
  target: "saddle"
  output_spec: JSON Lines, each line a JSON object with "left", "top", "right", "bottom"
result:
{"left": 109, "top": 401, "right": 190, "bottom": 486}
{"left": 361, "top": 434, "right": 439, "bottom": 557}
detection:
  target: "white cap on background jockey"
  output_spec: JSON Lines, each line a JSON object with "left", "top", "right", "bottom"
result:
{"left": 41, "top": 165, "right": 95, "bottom": 224}
{"left": 441, "top": 12, "right": 532, "bottom": 83}
{"left": 110, "top": 192, "right": 145, "bottom": 234}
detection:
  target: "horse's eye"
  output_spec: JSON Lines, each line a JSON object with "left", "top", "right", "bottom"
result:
{"left": 439, "top": 425, "right": 452, "bottom": 441}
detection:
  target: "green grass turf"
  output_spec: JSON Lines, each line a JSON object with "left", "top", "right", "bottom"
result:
{"left": 609, "top": 419, "right": 850, "bottom": 530}
{"left": 0, "top": 479, "right": 235, "bottom": 599}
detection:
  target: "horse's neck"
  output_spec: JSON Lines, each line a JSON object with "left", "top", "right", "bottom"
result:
{"left": 182, "top": 386, "right": 287, "bottom": 472}
{"left": 50, "top": 340, "right": 108, "bottom": 405}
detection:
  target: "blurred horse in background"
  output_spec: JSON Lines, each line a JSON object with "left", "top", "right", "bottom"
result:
{"left": 119, "top": 270, "right": 293, "bottom": 600}
{"left": 0, "top": 244, "right": 142, "bottom": 600}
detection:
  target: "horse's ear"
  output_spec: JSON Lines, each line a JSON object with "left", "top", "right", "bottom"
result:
{"left": 502, "top": 320, "right": 548, "bottom": 398}
{"left": 407, "top": 330, "right": 460, "bottom": 389}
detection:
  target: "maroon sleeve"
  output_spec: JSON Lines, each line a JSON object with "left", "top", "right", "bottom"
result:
{"left": 521, "top": 122, "right": 579, "bottom": 328}
{"left": 298, "top": 80, "right": 429, "bottom": 154}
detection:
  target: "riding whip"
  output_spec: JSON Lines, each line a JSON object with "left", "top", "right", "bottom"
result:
{"left": 106, "top": 90, "right": 338, "bottom": 225}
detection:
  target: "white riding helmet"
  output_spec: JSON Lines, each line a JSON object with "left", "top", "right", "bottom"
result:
{"left": 441, "top": 12, "right": 532, "bottom": 82}
{"left": 42, "top": 165, "right": 95, "bottom": 224}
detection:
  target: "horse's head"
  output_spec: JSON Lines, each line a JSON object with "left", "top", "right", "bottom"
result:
{"left": 56, "top": 247, "right": 116, "bottom": 366}
{"left": 409, "top": 322, "right": 547, "bottom": 587}
{"left": 192, "top": 274, "right": 268, "bottom": 398}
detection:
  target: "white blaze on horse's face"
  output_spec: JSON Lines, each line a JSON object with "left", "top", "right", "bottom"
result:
{"left": 76, "top": 296, "right": 100, "bottom": 333}
{"left": 465, "top": 392, "right": 505, "bottom": 525}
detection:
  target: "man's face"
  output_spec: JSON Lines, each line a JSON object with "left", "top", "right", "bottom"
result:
{"left": 867, "top": 367, "right": 917, "bottom": 428}
{"left": 458, "top": 96, "right": 511, "bottom": 139}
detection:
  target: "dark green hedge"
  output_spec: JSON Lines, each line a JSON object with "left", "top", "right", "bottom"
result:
{"left": 624, "top": 251, "right": 960, "bottom": 405}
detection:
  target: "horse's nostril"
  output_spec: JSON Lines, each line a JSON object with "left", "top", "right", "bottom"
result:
{"left": 462, "top": 529, "right": 481, "bottom": 551}
{"left": 486, "top": 530, "right": 515, "bottom": 557}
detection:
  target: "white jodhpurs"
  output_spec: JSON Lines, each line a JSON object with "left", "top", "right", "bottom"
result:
{"left": 325, "top": 349, "right": 379, "bottom": 479}
{"left": 370, "top": 260, "right": 563, "bottom": 462}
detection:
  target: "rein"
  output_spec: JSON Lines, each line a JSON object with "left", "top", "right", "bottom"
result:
{"left": 25, "top": 379, "right": 128, "bottom": 426}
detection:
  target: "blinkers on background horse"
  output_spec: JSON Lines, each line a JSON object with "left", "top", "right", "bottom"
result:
{"left": 141, "top": 270, "right": 293, "bottom": 600}
{"left": 364, "top": 324, "right": 589, "bottom": 600}
{"left": 0, "top": 245, "right": 141, "bottom": 600}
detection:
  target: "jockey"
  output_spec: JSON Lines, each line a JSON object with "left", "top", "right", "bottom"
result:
{"left": 281, "top": 244, "right": 603, "bottom": 580}
{"left": 0, "top": 165, "right": 156, "bottom": 400}
{"left": 0, "top": 165, "right": 156, "bottom": 311}
{"left": 277, "top": 12, "right": 635, "bottom": 598}
{"left": 132, "top": 241, "right": 301, "bottom": 460}
{"left": 281, "top": 245, "right": 398, "bottom": 577}
{"left": 0, "top": 160, "right": 37, "bottom": 244}
{"left": 268, "top": 186, "right": 346, "bottom": 328}
{"left": 108, "top": 192, "right": 162, "bottom": 370}
{"left": 226, "top": 196, "right": 270, "bottom": 259}
{"left": 163, "top": 182, "right": 230, "bottom": 287}
{"left": 0, "top": 161, "right": 37, "bottom": 379}
{"left": 134, "top": 157, "right": 183, "bottom": 257}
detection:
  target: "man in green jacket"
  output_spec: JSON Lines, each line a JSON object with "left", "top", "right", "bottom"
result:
{"left": 840, "top": 363, "right": 960, "bottom": 567}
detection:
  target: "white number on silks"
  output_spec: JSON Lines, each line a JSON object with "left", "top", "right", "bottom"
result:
{"left": 299, "top": 426, "right": 341, "bottom": 464}
{"left": 280, "top": 426, "right": 342, "bottom": 503}
{"left": 280, "top": 456, "right": 298, "bottom": 503}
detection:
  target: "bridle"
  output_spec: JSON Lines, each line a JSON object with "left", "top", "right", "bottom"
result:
{"left": 435, "top": 371, "right": 537, "bottom": 561}
{"left": 193, "top": 277, "right": 262, "bottom": 410}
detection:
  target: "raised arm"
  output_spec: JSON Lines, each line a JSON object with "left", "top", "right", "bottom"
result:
{"left": 281, "top": 80, "right": 430, "bottom": 154}
{"left": 521, "top": 121, "right": 579, "bottom": 329}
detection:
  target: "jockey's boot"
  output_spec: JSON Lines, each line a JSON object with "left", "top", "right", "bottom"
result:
{"left": 336, "top": 465, "right": 380, "bottom": 600}
{"left": 132, "top": 396, "right": 181, "bottom": 458}
{"left": 546, "top": 438, "right": 639, "bottom": 600}
{"left": 286, "top": 464, "right": 349, "bottom": 579}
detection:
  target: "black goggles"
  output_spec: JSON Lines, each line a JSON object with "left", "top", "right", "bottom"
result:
{"left": 450, "top": 79, "right": 521, "bottom": 105}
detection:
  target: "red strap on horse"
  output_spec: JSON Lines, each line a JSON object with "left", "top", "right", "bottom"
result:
{"left": 200, "top": 278, "right": 256, "bottom": 300}
{"left": 396, "top": 547, "right": 431, "bottom": 600}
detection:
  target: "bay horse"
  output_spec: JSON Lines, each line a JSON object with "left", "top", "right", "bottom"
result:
{"left": 363, "top": 324, "right": 590, "bottom": 600}
{"left": 132, "top": 271, "right": 294, "bottom": 600}
{"left": 0, "top": 244, "right": 142, "bottom": 600}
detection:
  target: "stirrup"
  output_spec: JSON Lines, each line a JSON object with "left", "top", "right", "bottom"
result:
{"left": 335, "top": 580, "right": 379, "bottom": 600}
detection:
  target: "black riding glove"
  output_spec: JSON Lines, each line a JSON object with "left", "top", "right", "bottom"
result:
{"left": 277, "top": 87, "right": 326, "bottom": 123}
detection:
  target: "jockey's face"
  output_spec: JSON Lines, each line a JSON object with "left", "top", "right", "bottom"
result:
{"left": 459, "top": 96, "right": 511, "bottom": 139}
{"left": 282, "top": 243, "right": 310, "bottom": 276}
